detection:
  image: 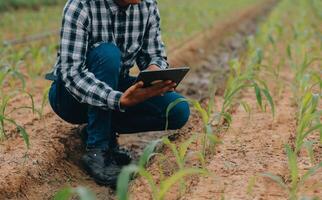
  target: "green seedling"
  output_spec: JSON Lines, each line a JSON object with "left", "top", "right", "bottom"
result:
{"left": 162, "top": 135, "right": 200, "bottom": 194}
{"left": 295, "top": 91, "right": 321, "bottom": 153}
{"left": 116, "top": 139, "right": 207, "bottom": 200}
{"left": 262, "top": 151, "right": 322, "bottom": 200}
{"left": 39, "top": 85, "right": 51, "bottom": 118}
{"left": 0, "top": 66, "right": 36, "bottom": 148}
{"left": 165, "top": 94, "right": 221, "bottom": 158}
{"left": 53, "top": 186, "right": 96, "bottom": 200}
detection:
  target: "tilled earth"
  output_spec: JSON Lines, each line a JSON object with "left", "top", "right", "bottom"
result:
{"left": 0, "top": 1, "right": 282, "bottom": 199}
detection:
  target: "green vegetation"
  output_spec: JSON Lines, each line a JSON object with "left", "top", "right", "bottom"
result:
{"left": 0, "top": 0, "right": 64, "bottom": 11}
{"left": 53, "top": 186, "right": 96, "bottom": 200}
{"left": 3, "top": 0, "right": 321, "bottom": 199}
{"left": 0, "top": 64, "right": 34, "bottom": 148}
{"left": 242, "top": 0, "right": 322, "bottom": 199}
{"left": 116, "top": 139, "right": 207, "bottom": 200}
{"left": 159, "top": 0, "right": 262, "bottom": 45}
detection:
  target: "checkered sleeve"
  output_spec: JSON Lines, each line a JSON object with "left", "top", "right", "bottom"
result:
{"left": 136, "top": 1, "right": 169, "bottom": 70}
{"left": 58, "top": 0, "right": 123, "bottom": 111}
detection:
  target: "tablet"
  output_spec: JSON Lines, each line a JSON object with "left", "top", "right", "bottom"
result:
{"left": 136, "top": 67, "right": 190, "bottom": 88}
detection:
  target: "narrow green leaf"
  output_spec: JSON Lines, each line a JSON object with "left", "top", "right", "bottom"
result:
{"left": 240, "top": 101, "right": 251, "bottom": 119}
{"left": 17, "top": 125, "right": 30, "bottom": 149}
{"left": 262, "top": 88, "right": 275, "bottom": 117}
{"left": 3, "top": 118, "right": 29, "bottom": 148}
{"left": 221, "top": 112, "right": 232, "bottom": 126}
{"left": 260, "top": 172, "right": 288, "bottom": 189}
{"left": 303, "top": 141, "right": 315, "bottom": 165}
{"left": 191, "top": 100, "right": 209, "bottom": 125}
{"left": 247, "top": 176, "right": 257, "bottom": 195}
{"left": 285, "top": 145, "right": 298, "bottom": 188}
{"left": 207, "top": 133, "right": 221, "bottom": 146}
{"left": 117, "top": 164, "right": 139, "bottom": 200}
{"left": 163, "top": 137, "right": 182, "bottom": 168}
{"left": 302, "top": 124, "right": 322, "bottom": 140}
{"left": 139, "top": 139, "right": 162, "bottom": 168}
{"left": 165, "top": 98, "right": 188, "bottom": 130}
{"left": 40, "top": 86, "right": 51, "bottom": 117}
{"left": 299, "top": 162, "right": 322, "bottom": 186}
{"left": 158, "top": 168, "right": 207, "bottom": 199}
{"left": 253, "top": 83, "right": 263, "bottom": 110}
{"left": 53, "top": 188, "right": 74, "bottom": 200}
{"left": 179, "top": 134, "right": 197, "bottom": 162}
{"left": 207, "top": 78, "right": 217, "bottom": 117}
{"left": 74, "top": 186, "right": 96, "bottom": 200}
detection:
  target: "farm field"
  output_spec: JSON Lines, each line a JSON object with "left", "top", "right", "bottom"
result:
{"left": 0, "top": 0, "right": 321, "bottom": 199}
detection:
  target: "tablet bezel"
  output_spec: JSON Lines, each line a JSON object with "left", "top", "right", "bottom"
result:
{"left": 135, "top": 66, "right": 190, "bottom": 88}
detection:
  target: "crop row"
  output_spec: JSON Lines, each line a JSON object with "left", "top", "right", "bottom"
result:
{"left": 111, "top": 0, "right": 321, "bottom": 199}
{"left": 255, "top": 0, "right": 321, "bottom": 199}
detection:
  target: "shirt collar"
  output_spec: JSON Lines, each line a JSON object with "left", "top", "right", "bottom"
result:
{"left": 108, "top": 0, "right": 133, "bottom": 16}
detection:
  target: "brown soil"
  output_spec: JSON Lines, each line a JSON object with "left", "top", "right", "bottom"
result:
{"left": 179, "top": 71, "right": 321, "bottom": 200}
{"left": 0, "top": 1, "right": 297, "bottom": 200}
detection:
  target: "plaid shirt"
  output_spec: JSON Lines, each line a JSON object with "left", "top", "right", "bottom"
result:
{"left": 52, "top": 0, "right": 168, "bottom": 111}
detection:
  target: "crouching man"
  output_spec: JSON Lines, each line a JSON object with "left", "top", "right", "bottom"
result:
{"left": 47, "top": 0, "right": 190, "bottom": 187}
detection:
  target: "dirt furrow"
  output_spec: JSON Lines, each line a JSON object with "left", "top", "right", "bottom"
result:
{"left": 0, "top": 1, "right": 277, "bottom": 199}
{"left": 180, "top": 68, "right": 322, "bottom": 199}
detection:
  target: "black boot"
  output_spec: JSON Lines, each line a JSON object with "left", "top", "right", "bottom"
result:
{"left": 79, "top": 125, "right": 132, "bottom": 166}
{"left": 81, "top": 149, "right": 122, "bottom": 188}
{"left": 110, "top": 146, "right": 132, "bottom": 166}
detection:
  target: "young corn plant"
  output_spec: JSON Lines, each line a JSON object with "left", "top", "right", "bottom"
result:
{"left": 165, "top": 92, "right": 221, "bottom": 159}
{"left": 162, "top": 135, "right": 205, "bottom": 195}
{"left": 214, "top": 58, "right": 275, "bottom": 127}
{"left": 0, "top": 66, "right": 35, "bottom": 148}
{"left": 295, "top": 91, "right": 321, "bottom": 153}
{"left": 261, "top": 152, "right": 322, "bottom": 200}
{"left": 116, "top": 140, "right": 207, "bottom": 200}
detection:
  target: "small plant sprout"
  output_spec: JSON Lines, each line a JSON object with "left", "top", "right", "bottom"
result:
{"left": 116, "top": 139, "right": 207, "bottom": 200}
{"left": 0, "top": 66, "right": 37, "bottom": 148}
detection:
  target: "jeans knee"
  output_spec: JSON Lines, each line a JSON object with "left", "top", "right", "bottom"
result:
{"left": 168, "top": 101, "right": 190, "bottom": 130}
{"left": 88, "top": 42, "right": 121, "bottom": 74}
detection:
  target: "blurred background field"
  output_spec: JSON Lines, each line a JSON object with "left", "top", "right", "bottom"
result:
{"left": 0, "top": 0, "right": 65, "bottom": 11}
{"left": 0, "top": 0, "right": 262, "bottom": 82}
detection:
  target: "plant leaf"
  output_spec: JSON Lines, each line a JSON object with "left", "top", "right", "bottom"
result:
{"left": 53, "top": 188, "right": 74, "bottom": 200}
{"left": 299, "top": 162, "right": 322, "bottom": 186}
{"left": 240, "top": 101, "right": 251, "bottom": 119}
{"left": 139, "top": 139, "right": 162, "bottom": 168}
{"left": 191, "top": 100, "right": 209, "bottom": 125}
{"left": 179, "top": 134, "right": 197, "bottom": 162}
{"left": 17, "top": 125, "right": 30, "bottom": 149}
{"left": 165, "top": 98, "right": 188, "bottom": 130}
{"left": 117, "top": 164, "right": 139, "bottom": 200}
{"left": 163, "top": 137, "right": 182, "bottom": 168}
{"left": 74, "top": 186, "right": 96, "bottom": 200}
{"left": 262, "top": 88, "right": 275, "bottom": 117}
{"left": 158, "top": 168, "right": 207, "bottom": 199}
{"left": 253, "top": 82, "right": 263, "bottom": 110}
{"left": 285, "top": 145, "right": 298, "bottom": 188}
{"left": 260, "top": 172, "right": 288, "bottom": 189}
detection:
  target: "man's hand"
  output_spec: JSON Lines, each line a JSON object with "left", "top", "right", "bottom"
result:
{"left": 146, "top": 65, "right": 161, "bottom": 71}
{"left": 120, "top": 80, "right": 176, "bottom": 108}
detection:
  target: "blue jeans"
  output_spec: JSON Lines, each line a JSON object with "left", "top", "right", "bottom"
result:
{"left": 49, "top": 43, "right": 190, "bottom": 150}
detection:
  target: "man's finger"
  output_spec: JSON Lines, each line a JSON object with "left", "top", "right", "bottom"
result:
{"left": 127, "top": 81, "right": 144, "bottom": 94}
{"left": 152, "top": 83, "right": 176, "bottom": 96}
{"left": 133, "top": 81, "right": 144, "bottom": 90}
